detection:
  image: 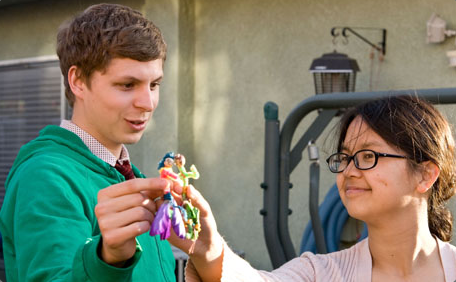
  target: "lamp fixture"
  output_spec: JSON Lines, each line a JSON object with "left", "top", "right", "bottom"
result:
{"left": 309, "top": 52, "right": 360, "bottom": 94}
{"left": 309, "top": 27, "right": 386, "bottom": 97}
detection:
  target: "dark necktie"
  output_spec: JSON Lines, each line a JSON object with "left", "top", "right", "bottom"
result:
{"left": 115, "top": 160, "right": 135, "bottom": 180}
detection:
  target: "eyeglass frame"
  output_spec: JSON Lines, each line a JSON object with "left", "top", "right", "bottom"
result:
{"left": 326, "top": 149, "right": 407, "bottom": 173}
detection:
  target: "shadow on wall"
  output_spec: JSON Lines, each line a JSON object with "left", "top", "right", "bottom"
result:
{"left": 189, "top": 1, "right": 329, "bottom": 270}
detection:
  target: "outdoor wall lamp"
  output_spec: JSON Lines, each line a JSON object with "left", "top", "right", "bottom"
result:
{"left": 309, "top": 27, "right": 386, "bottom": 95}
{"left": 309, "top": 51, "right": 360, "bottom": 94}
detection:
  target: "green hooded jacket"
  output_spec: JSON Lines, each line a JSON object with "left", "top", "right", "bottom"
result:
{"left": 0, "top": 125, "right": 176, "bottom": 281}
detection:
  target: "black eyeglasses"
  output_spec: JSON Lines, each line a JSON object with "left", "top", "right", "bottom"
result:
{"left": 326, "top": 149, "right": 407, "bottom": 173}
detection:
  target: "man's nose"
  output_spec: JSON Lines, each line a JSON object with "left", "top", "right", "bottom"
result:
{"left": 134, "top": 87, "right": 154, "bottom": 111}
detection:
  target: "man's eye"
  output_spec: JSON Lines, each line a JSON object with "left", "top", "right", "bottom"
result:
{"left": 150, "top": 82, "right": 160, "bottom": 90}
{"left": 124, "top": 83, "right": 134, "bottom": 89}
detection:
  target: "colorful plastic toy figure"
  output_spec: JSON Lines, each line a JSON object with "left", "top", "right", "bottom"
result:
{"left": 157, "top": 152, "right": 183, "bottom": 188}
{"left": 150, "top": 152, "right": 186, "bottom": 239}
{"left": 174, "top": 153, "right": 201, "bottom": 240}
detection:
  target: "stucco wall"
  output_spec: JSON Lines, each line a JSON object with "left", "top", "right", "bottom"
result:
{"left": 2, "top": 0, "right": 456, "bottom": 272}
{"left": 191, "top": 0, "right": 456, "bottom": 270}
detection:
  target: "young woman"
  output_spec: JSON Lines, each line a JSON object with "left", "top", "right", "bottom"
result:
{"left": 175, "top": 95, "right": 456, "bottom": 282}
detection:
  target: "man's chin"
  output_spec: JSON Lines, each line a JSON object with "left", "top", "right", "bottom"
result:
{"left": 123, "top": 137, "right": 142, "bottom": 145}
{"left": 120, "top": 132, "right": 144, "bottom": 145}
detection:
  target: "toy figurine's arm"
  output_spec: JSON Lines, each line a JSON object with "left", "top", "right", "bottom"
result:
{"left": 161, "top": 169, "right": 179, "bottom": 181}
{"left": 179, "top": 165, "right": 199, "bottom": 179}
{"left": 177, "top": 166, "right": 188, "bottom": 177}
{"left": 189, "top": 165, "right": 200, "bottom": 180}
{"left": 160, "top": 169, "right": 183, "bottom": 187}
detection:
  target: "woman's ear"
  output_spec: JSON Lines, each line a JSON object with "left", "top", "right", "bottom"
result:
{"left": 68, "top": 66, "right": 86, "bottom": 100}
{"left": 416, "top": 161, "right": 440, "bottom": 194}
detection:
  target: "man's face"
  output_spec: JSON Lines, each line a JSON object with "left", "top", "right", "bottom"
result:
{"left": 73, "top": 57, "right": 163, "bottom": 156}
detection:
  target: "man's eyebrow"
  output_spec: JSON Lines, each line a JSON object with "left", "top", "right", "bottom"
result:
{"left": 115, "top": 75, "right": 163, "bottom": 82}
{"left": 152, "top": 76, "right": 163, "bottom": 82}
{"left": 115, "top": 76, "right": 140, "bottom": 82}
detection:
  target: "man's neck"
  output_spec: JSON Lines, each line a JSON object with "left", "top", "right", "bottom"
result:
{"left": 61, "top": 119, "right": 126, "bottom": 166}
{"left": 70, "top": 118, "right": 122, "bottom": 159}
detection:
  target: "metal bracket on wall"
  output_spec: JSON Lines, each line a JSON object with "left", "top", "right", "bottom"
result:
{"left": 331, "top": 26, "right": 387, "bottom": 55}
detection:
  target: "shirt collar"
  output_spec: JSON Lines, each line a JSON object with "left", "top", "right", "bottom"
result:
{"left": 60, "top": 119, "right": 130, "bottom": 167}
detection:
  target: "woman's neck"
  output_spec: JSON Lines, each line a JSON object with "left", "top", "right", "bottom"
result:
{"left": 368, "top": 221, "right": 443, "bottom": 281}
{"left": 370, "top": 228, "right": 435, "bottom": 269}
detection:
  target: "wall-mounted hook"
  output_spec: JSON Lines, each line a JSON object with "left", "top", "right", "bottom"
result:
{"left": 331, "top": 27, "right": 340, "bottom": 45}
{"left": 331, "top": 26, "right": 387, "bottom": 55}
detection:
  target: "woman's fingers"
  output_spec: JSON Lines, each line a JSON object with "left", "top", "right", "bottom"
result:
{"left": 185, "top": 185, "right": 211, "bottom": 217}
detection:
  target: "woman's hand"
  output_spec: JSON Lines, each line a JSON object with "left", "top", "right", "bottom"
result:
{"left": 168, "top": 185, "right": 224, "bottom": 281}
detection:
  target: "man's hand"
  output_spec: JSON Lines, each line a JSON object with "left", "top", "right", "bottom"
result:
{"left": 94, "top": 178, "right": 171, "bottom": 266}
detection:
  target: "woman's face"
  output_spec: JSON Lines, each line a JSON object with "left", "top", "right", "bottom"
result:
{"left": 336, "top": 116, "right": 421, "bottom": 224}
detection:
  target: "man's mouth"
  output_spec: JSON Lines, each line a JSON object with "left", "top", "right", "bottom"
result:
{"left": 126, "top": 119, "right": 148, "bottom": 130}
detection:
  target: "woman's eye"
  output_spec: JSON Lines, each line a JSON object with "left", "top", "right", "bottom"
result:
{"left": 363, "top": 153, "right": 375, "bottom": 160}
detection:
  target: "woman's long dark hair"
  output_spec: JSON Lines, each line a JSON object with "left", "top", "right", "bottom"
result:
{"left": 337, "top": 95, "right": 456, "bottom": 241}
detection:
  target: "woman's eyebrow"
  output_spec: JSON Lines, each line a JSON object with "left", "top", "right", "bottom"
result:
{"left": 340, "top": 141, "right": 382, "bottom": 152}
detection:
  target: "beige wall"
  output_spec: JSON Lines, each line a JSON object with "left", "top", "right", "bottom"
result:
{"left": 2, "top": 0, "right": 456, "bottom": 271}
{"left": 191, "top": 0, "right": 456, "bottom": 270}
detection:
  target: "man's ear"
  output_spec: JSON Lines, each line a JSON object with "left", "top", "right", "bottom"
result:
{"left": 416, "top": 161, "right": 440, "bottom": 194}
{"left": 68, "top": 66, "right": 86, "bottom": 100}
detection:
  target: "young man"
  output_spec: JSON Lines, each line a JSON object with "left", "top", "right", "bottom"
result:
{"left": 0, "top": 4, "right": 182, "bottom": 281}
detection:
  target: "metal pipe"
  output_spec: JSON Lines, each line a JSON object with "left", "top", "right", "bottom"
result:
{"left": 308, "top": 142, "right": 327, "bottom": 254}
{"left": 262, "top": 102, "right": 287, "bottom": 268}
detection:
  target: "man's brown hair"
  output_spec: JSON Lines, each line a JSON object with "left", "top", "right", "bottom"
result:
{"left": 56, "top": 3, "right": 167, "bottom": 107}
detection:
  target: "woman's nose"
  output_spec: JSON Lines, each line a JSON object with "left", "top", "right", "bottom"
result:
{"left": 343, "top": 158, "right": 361, "bottom": 177}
